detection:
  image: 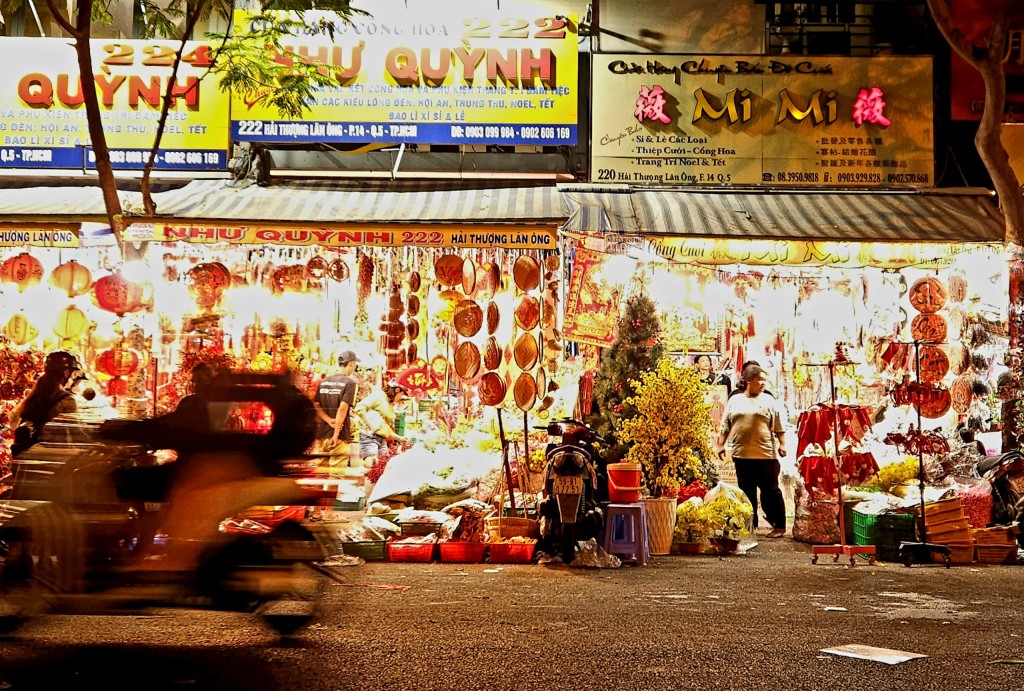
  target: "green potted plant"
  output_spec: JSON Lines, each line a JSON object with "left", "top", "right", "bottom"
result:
{"left": 619, "top": 358, "right": 714, "bottom": 555}
{"left": 673, "top": 497, "right": 711, "bottom": 554}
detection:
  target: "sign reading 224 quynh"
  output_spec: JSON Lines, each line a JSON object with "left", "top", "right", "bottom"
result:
{"left": 230, "top": 5, "right": 578, "bottom": 146}
{"left": 0, "top": 38, "right": 229, "bottom": 172}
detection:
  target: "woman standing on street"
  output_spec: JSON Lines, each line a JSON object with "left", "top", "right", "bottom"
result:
{"left": 716, "top": 363, "right": 788, "bottom": 538}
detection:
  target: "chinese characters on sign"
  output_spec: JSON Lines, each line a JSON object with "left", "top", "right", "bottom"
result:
{"left": 852, "top": 87, "right": 891, "bottom": 127}
{"left": 635, "top": 86, "right": 671, "bottom": 124}
{"left": 591, "top": 55, "right": 933, "bottom": 188}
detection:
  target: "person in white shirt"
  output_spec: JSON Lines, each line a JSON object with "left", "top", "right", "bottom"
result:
{"left": 716, "top": 363, "right": 787, "bottom": 538}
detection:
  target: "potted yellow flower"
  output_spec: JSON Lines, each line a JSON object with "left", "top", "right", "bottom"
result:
{"left": 674, "top": 497, "right": 712, "bottom": 554}
{"left": 704, "top": 485, "right": 753, "bottom": 554}
{"left": 619, "top": 358, "right": 714, "bottom": 555}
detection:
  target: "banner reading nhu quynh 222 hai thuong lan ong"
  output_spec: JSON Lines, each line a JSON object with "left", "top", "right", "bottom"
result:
{"left": 0, "top": 38, "right": 229, "bottom": 172}
{"left": 230, "top": 5, "right": 578, "bottom": 146}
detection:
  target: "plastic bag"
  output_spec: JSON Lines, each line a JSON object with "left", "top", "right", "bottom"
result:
{"left": 952, "top": 475, "right": 993, "bottom": 529}
{"left": 703, "top": 482, "right": 754, "bottom": 541}
{"left": 792, "top": 483, "right": 841, "bottom": 545}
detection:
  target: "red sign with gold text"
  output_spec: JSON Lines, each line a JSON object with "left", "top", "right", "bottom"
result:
{"left": 563, "top": 247, "right": 625, "bottom": 349}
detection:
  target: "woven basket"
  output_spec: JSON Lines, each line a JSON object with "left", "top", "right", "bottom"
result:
{"left": 485, "top": 516, "right": 539, "bottom": 540}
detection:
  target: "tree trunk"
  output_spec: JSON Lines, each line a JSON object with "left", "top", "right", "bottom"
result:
{"left": 71, "top": 0, "right": 125, "bottom": 253}
{"left": 927, "top": 1, "right": 1024, "bottom": 244}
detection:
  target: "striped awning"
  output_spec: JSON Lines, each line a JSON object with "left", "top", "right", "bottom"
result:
{"left": 0, "top": 181, "right": 218, "bottom": 222}
{"left": 0, "top": 179, "right": 564, "bottom": 225}
{"left": 158, "top": 179, "right": 565, "bottom": 224}
{"left": 559, "top": 185, "right": 1007, "bottom": 243}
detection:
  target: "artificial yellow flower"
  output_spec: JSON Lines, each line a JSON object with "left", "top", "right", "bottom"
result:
{"left": 619, "top": 358, "right": 713, "bottom": 497}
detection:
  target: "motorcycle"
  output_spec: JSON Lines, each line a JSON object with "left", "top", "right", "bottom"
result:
{"left": 0, "top": 373, "right": 340, "bottom": 636}
{"left": 537, "top": 419, "right": 605, "bottom": 564}
{"left": 977, "top": 450, "right": 1024, "bottom": 547}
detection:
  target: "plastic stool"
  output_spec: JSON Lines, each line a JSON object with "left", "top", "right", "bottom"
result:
{"left": 602, "top": 502, "right": 649, "bottom": 565}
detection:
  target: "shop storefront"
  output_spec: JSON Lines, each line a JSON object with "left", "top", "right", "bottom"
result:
{"left": 558, "top": 182, "right": 1013, "bottom": 560}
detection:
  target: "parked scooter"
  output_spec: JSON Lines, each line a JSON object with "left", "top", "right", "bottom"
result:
{"left": 977, "top": 450, "right": 1024, "bottom": 547}
{"left": 0, "top": 373, "right": 339, "bottom": 636}
{"left": 537, "top": 419, "right": 605, "bottom": 564}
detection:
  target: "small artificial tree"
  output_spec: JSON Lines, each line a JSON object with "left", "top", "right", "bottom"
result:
{"left": 618, "top": 358, "right": 714, "bottom": 497}
{"left": 587, "top": 293, "right": 665, "bottom": 462}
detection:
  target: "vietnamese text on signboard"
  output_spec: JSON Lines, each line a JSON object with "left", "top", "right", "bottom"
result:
{"left": 645, "top": 236, "right": 989, "bottom": 268}
{"left": 151, "top": 223, "right": 557, "bottom": 249}
{"left": 0, "top": 225, "right": 77, "bottom": 247}
{"left": 230, "top": 4, "right": 578, "bottom": 146}
{"left": 591, "top": 54, "right": 934, "bottom": 187}
{"left": 0, "top": 38, "right": 229, "bottom": 172}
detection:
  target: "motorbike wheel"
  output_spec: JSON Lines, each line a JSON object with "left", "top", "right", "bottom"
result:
{"left": 258, "top": 562, "right": 324, "bottom": 636}
{"left": 560, "top": 523, "right": 576, "bottom": 565}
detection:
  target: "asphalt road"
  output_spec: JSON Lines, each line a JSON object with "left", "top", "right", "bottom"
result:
{"left": 1, "top": 538, "right": 1022, "bottom": 691}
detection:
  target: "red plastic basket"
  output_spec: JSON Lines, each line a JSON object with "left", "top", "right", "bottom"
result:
{"left": 488, "top": 540, "right": 536, "bottom": 563}
{"left": 387, "top": 537, "right": 438, "bottom": 562}
{"left": 439, "top": 541, "right": 487, "bottom": 563}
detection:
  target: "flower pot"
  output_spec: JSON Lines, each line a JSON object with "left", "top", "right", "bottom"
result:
{"left": 674, "top": 541, "right": 703, "bottom": 555}
{"left": 710, "top": 537, "right": 739, "bottom": 554}
{"left": 643, "top": 497, "right": 677, "bottom": 555}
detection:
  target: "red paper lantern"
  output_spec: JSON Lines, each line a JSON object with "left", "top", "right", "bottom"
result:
{"left": 106, "top": 377, "right": 129, "bottom": 397}
{"left": 50, "top": 260, "right": 93, "bottom": 298}
{"left": 96, "top": 347, "right": 141, "bottom": 377}
{"left": 0, "top": 253, "right": 44, "bottom": 291}
{"left": 53, "top": 305, "right": 90, "bottom": 340}
{"left": 92, "top": 272, "right": 147, "bottom": 316}
{"left": 187, "top": 262, "right": 232, "bottom": 308}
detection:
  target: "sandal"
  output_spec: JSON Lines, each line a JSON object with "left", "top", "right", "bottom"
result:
{"left": 767, "top": 529, "right": 786, "bottom": 538}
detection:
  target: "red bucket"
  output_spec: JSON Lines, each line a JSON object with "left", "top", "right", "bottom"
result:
{"left": 607, "top": 462, "right": 644, "bottom": 503}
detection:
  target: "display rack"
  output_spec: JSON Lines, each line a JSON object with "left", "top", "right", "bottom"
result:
{"left": 806, "top": 352, "right": 877, "bottom": 566}
{"left": 894, "top": 339, "right": 953, "bottom": 567}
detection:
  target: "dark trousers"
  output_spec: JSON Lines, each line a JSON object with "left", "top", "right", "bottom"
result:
{"left": 733, "top": 458, "right": 786, "bottom": 531}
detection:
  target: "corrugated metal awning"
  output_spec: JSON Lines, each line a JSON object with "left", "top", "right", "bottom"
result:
{"left": 159, "top": 179, "right": 565, "bottom": 224}
{"left": 0, "top": 181, "right": 221, "bottom": 222}
{"left": 559, "top": 185, "right": 1007, "bottom": 243}
{"left": 0, "top": 179, "right": 565, "bottom": 224}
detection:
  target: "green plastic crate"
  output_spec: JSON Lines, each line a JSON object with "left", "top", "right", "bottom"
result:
{"left": 341, "top": 540, "right": 387, "bottom": 561}
{"left": 334, "top": 496, "right": 367, "bottom": 512}
{"left": 852, "top": 510, "right": 916, "bottom": 561}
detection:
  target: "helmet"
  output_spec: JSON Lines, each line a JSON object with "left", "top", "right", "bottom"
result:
{"left": 45, "top": 350, "right": 81, "bottom": 374}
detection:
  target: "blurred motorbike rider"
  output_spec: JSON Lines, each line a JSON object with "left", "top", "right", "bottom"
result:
{"left": 10, "top": 350, "right": 82, "bottom": 456}
{"left": 104, "top": 366, "right": 316, "bottom": 576}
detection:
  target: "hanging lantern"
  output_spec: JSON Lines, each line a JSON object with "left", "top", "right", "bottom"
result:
{"left": 53, "top": 305, "right": 90, "bottom": 341}
{"left": 187, "top": 262, "right": 232, "bottom": 308}
{"left": 106, "top": 377, "right": 129, "bottom": 397}
{"left": 50, "top": 260, "right": 93, "bottom": 298}
{"left": 95, "top": 347, "right": 141, "bottom": 378}
{"left": 92, "top": 272, "right": 147, "bottom": 316}
{"left": 3, "top": 313, "right": 38, "bottom": 345}
{"left": 0, "top": 253, "right": 44, "bottom": 292}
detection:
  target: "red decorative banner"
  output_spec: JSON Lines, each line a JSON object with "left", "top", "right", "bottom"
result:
{"left": 563, "top": 247, "right": 630, "bottom": 348}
